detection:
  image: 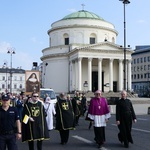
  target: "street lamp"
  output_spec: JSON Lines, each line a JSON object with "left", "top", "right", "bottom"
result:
{"left": 7, "top": 47, "right": 15, "bottom": 93}
{"left": 3, "top": 62, "right": 8, "bottom": 93}
{"left": 119, "top": 0, "right": 130, "bottom": 90}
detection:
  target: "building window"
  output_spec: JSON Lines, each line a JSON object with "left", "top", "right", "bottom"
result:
{"left": 134, "top": 59, "right": 136, "bottom": 64}
{"left": 141, "top": 74, "right": 143, "bottom": 79}
{"left": 144, "top": 65, "right": 146, "bottom": 70}
{"left": 14, "top": 84, "right": 17, "bottom": 89}
{"left": 137, "top": 58, "right": 139, "bottom": 63}
{"left": 8, "top": 84, "right": 10, "bottom": 89}
{"left": 148, "top": 56, "right": 150, "bottom": 62}
{"left": 144, "top": 57, "right": 146, "bottom": 62}
{"left": 134, "top": 74, "right": 136, "bottom": 79}
{"left": 140, "top": 58, "right": 143, "bottom": 63}
{"left": 64, "top": 38, "right": 69, "bottom": 45}
{"left": 137, "top": 74, "right": 139, "bottom": 79}
{"left": 90, "top": 38, "right": 95, "bottom": 44}
{"left": 148, "top": 65, "right": 150, "bottom": 70}
{"left": 63, "top": 33, "right": 69, "bottom": 45}
{"left": 2, "top": 84, "right": 5, "bottom": 89}
{"left": 134, "top": 85, "right": 136, "bottom": 90}
{"left": 90, "top": 33, "right": 96, "bottom": 44}
{"left": 19, "top": 84, "right": 22, "bottom": 89}
{"left": 144, "top": 73, "right": 147, "bottom": 78}
{"left": 2, "top": 76, "right": 5, "bottom": 80}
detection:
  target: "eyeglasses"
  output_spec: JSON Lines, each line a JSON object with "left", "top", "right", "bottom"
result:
{"left": 33, "top": 95, "right": 39, "bottom": 97}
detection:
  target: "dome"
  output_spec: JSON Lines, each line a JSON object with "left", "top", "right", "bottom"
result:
{"left": 62, "top": 10, "right": 104, "bottom": 21}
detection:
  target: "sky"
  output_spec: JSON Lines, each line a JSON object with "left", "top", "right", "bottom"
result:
{"left": 0, "top": 0, "right": 150, "bottom": 70}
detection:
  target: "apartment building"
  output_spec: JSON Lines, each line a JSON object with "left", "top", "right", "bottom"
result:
{"left": 0, "top": 68, "right": 25, "bottom": 94}
{"left": 132, "top": 45, "right": 150, "bottom": 97}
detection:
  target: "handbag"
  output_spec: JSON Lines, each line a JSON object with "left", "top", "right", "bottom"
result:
{"left": 45, "top": 104, "right": 50, "bottom": 117}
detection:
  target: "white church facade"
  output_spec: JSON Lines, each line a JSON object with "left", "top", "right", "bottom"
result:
{"left": 41, "top": 10, "right": 133, "bottom": 94}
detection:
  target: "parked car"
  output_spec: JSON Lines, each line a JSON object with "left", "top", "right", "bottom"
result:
{"left": 40, "top": 88, "right": 57, "bottom": 103}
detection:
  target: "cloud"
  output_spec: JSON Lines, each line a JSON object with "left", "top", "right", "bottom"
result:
{"left": 30, "top": 37, "right": 44, "bottom": 45}
{"left": 13, "top": 51, "right": 33, "bottom": 70}
{"left": 0, "top": 42, "right": 33, "bottom": 70}
{"left": 137, "top": 19, "right": 147, "bottom": 24}
{"left": 67, "top": 8, "right": 77, "bottom": 13}
{"left": 30, "top": 37, "right": 37, "bottom": 43}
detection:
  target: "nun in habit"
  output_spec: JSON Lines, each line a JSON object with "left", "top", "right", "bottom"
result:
{"left": 44, "top": 97, "right": 56, "bottom": 131}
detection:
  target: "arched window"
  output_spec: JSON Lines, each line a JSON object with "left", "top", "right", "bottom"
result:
{"left": 63, "top": 33, "right": 69, "bottom": 45}
{"left": 89, "top": 33, "right": 96, "bottom": 44}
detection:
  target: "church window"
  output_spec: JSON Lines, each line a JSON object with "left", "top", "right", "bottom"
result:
{"left": 65, "top": 38, "right": 69, "bottom": 45}
{"left": 90, "top": 33, "right": 96, "bottom": 44}
{"left": 63, "top": 33, "right": 69, "bottom": 45}
{"left": 90, "top": 38, "right": 95, "bottom": 44}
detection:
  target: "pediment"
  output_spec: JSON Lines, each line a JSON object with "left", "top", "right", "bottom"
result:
{"left": 72, "top": 41, "right": 133, "bottom": 53}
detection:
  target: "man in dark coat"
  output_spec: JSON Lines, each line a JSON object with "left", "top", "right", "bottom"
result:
{"left": 72, "top": 91, "right": 81, "bottom": 126}
{"left": 22, "top": 92, "right": 49, "bottom": 150}
{"left": 116, "top": 90, "right": 137, "bottom": 148}
{"left": 55, "top": 93, "right": 75, "bottom": 145}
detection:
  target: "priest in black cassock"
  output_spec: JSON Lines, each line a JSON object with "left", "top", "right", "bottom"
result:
{"left": 116, "top": 90, "right": 137, "bottom": 148}
{"left": 22, "top": 92, "right": 49, "bottom": 150}
{"left": 55, "top": 93, "right": 75, "bottom": 145}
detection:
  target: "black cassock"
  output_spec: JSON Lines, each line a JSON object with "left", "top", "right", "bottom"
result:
{"left": 55, "top": 99, "right": 75, "bottom": 130}
{"left": 22, "top": 101, "right": 49, "bottom": 142}
{"left": 116, "top": 98, "right": 136, "bottom": 145}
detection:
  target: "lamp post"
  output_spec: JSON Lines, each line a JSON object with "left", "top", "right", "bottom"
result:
{"left": 3, "top": 62, "right": 8, "bottom": 93}
{"left": 43, "top": 62, "right": 48, "bottom": 88}
{"left": 7, "top": 47, "right": 15, "bottom": 93}
{"left": 119, "top": 0, "right": 130, "bottom": 90}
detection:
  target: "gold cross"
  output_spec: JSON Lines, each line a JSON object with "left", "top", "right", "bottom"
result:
{"left": 62, "top": 102, "right": 69, "bottom": 110}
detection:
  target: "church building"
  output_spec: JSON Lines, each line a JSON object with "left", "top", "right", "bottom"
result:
{"left": 41, "top": 10, "right": 133, "bottom": 94}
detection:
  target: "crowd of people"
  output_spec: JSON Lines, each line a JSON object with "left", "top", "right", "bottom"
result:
{"left": 0, "top": 90, "right": 137, "bottom": 150}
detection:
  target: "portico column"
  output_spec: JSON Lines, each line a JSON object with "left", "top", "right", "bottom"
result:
{"left": 75, "top": 59, "right": 78, "bottom": 90}
{"left": 72, "top": 60, "right": 76, "bottom": 91}
{"left": 78, "top": 57, "right": 82, "bottom": 91}
{"left": 119, "top": 59, "right": 123, "bottom": 91}
{"left": 98, "top": 58, "right": 102, "bottom": 90}
{"left": 88, "top": 58, "right": 92, "bottom": 91}
{"left": 127, "top": 59, "right": 132, "bottom": 91}
{"left": 109, "top": 59, "right": 113, "bottom": 91}
{"left": 70, "top": 60, "right": 75, "bottom": 92}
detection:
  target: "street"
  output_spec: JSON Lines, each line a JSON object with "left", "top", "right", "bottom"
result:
{"left": 17, "top": 114, "right": 150, "bottom": 150}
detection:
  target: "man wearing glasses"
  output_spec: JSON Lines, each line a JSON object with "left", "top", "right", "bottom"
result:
{"left": 22, "top": 92, "right": 49, "bottom": 150}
